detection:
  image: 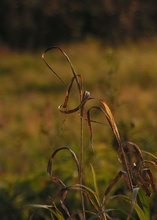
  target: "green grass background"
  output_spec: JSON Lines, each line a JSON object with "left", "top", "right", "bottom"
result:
{"left": 0, "top": 38, "right": 157, "bottom": 219}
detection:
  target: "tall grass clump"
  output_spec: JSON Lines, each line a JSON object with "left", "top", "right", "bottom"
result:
{"left": 29, "top": 46, "right": 157, "bottom": 220}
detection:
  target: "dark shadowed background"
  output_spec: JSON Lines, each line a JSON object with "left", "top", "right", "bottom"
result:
{"left": 1, "top": 0, "right": 157, "bottom": 50}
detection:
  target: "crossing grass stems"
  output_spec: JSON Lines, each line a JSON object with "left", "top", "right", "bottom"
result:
{"left": 29, "top": 47, "right": 157, "bottom": 220}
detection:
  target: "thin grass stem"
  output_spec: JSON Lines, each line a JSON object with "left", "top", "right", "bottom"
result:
{"left": 80, "top": 93, "right": 86, "bottom": 219}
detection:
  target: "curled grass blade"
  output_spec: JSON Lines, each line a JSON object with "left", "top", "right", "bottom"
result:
{"left": 118, "top": 141, "right": 144, "bottom": 192}
{"left": 144, "top": 169, "right": 157, "bottom": 196}
{"left": 86, "top": 99, "right": 121, "bottom": 148}
{"left": 58, "top": 88, "right": 91, "bottom": 114}
{"left": 59, "top": 74, "right": 82, "bottom": 109}
{"left": 47, "top": 147, "right": 80, "bottom": 186}
{"left": 103, "top": 170, "right": 130, "bottom": 203}
{"left": 100, "top": 99, "right": 121, "bottom": 147}
{"left": 138, "top": 159, "right": 157, "bottom": 196}
{"left": 66, "top": 184, "right": 100, "bottom": 208}
{"left": 47, "top": 183, "right": 104, "bottom": 218}
{"left": 63, "top": 184, "right": 106, "bottom": 216}
{"left": 119, "top": 141, "right": 144, "bottom": 163}
{"left": 42, "top": 46, "right": 80, "bottom": 90}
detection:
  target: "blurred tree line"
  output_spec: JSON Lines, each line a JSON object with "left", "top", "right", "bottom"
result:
{"left": 1, "top": 0, "right": 157, "bottom": 50}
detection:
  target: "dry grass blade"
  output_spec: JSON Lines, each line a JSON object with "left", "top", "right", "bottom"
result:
{"left": 100, "top": 100, "right": 121, "bottom": 147}
{"left": 103, "top": 170, "right": 130, "bottom": 203}
{"left": 59, "top": 189, "right": 71, "bottom": 218}
{"left": 117, "top": 141, "right": 145, "bottom": 193}
{"left": 119, "top": 141, "right": 143, "bottom": 162}
{"left": 87, "top": 105, "right": 120, "bottom": 158}
{"left": 45, "top": 187, "right": 70, "bottom": 218}
{"left": 144, "top": 169, "right": 157, "bottom": 196}
{"left": 42, "top": 47, "right": 68, "bottom": 86}
{"left": 119, "top": 142, "right": 143, "bottom": 187}
{"left": 47, "top": 147, "right": 80, "bottom": 187}
{"left": 86, "top": 99, "right": 121, "bottom": 148}
{"left": 63, "top": 184, "right": 102, "bottom": 214}
{"left": 141, "top": 160, "right": 157, "bottom": 168}
{"left": 49, "top": 184, "right": 103, "bottom": 218}
{"left": 59, "top": 74, "right": 82, "bottom": 109}
{"left": 42, "top": 46, "right": 81, "bottom": 90}
{"left": 118, "top": 142, "right": 157, "bottom": 197}
{"left": 58, "top": 81, "right": 91, "bottom": 114}
{"left": 139, "top": 160, "right": 157, "bottom": 196}
{"left": 138, "top": 169, "right": 152, "bottom": 196}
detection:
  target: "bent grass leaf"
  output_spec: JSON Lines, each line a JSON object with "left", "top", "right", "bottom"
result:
{"left": 59, "top": 189, "right": 71, "bottom": 218}
{"left": 67, "top": 184, "right": 100, "bottom": 207}
{"left": 49, "top": 183, "right": 103, "bottom": 218}
{"left": 142, "top": 160, "right": 157, "bottom": 168}
{"left": 87, "top": 99, "right": 121, "bottom": 149}
{"left": 103, "top": 170, "right": 131, "bottom": 203}
{"left": 58, "top": 74, "right": 82, "bottom": 109}
{"left": 118, "top": 141, "right": 144, "bottom": 192}
{"left": 58, "top": 87, "right": 91, "bottom": 115}
{"left": 42, "top": 46, "right": 80, "bottom": 89}
{"left": 138, "top": 159, "right": 157, "bottom": 196}
{"left": 145, "top": 169, "right": 157, "bottom": 196}
{"left": 120, "top": 141, "right": 144, "bottom": 162}
{"left": 63, "top": 184, "right": 104, "bottom": 215}
{"left": 100, "top": 99, "right": 121, "bottom": 147}
{"left": 47, "top": 147, "right": 80, "bottom": 187}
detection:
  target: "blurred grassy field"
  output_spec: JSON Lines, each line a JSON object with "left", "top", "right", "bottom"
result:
{"left": 1, "top": 39, "right": 157, "bottom": 173}
{"left": 0, "top": 38, "right": 157, "bottom": 218}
